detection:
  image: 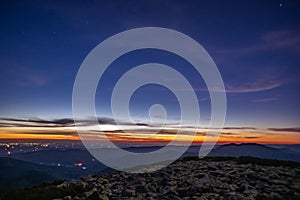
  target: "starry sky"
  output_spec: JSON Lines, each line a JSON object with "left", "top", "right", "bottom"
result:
{"left": 0, "top": 0, "right": 300, "bottom": 143}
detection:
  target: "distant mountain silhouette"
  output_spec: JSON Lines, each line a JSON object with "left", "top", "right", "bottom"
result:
{"left": 11, "top": 149, "right": 99, "bottom": 166}
{"left": 0, "top": 155, "right": 112, "bottom": 195}
{"left": 281, "top": 144, "right": 300, "bottom": 154}
{"left": 8, "top": 149, "right": 112, "bottom": 173}
{"left": 208, "top": 143, "right": 300, "bottom": 162}
{"left": 0, "top": 157, "right": 59, "bottom": 194}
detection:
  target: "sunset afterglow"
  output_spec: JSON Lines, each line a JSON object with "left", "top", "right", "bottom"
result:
{"left": 1, "top": 118, "right": 299, "bottom": 144}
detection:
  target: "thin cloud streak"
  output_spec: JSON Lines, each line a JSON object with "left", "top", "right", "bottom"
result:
{"left": 251, "top": 97, "right": 279, "bottom": 103}
{"left": 268, "top": 128, "right": 300, "bottom": 133}
{"left": 187, "top": 71, "right": 284, "bottom": 94}
{"left": 224, "top": 82, "right": 281, "bottom": 93}
{"left": 223, "top": 127, "right": 257, "bottom": 130}
{"left": 192, "top": 81, "right": 282, "bottom": 93}
{"left": 244, "top": 136, "right": 261, "bottom": 139}
{"left": 215, "top": 30, "right": 300, "bottom": 56}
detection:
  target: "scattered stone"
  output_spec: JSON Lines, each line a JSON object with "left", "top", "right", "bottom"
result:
{"left": 25, "top": 159, "right": 300, "bottom": 199}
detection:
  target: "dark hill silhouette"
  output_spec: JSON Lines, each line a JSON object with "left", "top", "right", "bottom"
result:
{"left": 208, "top": 143, "right": 300, "bottom": 162}
{"left": 0, "top": 156, "right": 111, "bottom": 195}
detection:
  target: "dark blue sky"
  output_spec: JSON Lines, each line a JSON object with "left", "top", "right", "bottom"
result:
{"left": 1, "top": 0, "right": 300, "bottom": 128}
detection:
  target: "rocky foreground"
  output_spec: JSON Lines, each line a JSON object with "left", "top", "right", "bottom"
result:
{"left": 4, "top": 157, "right": 300, "bottom": 200}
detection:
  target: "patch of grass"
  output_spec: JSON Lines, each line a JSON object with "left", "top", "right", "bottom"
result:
{"left": 201, "top": 156, "right": 237, "bottom": 162}
{"left": 177, "top": 156, "right": 236, "bottom": 162}
{"left": 2, "top": 183, "right": 86, "bottom": 200}
{"left": 177, "top": 156, "right": 300, "bottom": 168}
{"left": 236, "top": 156, "right": 300, "bottom": 167}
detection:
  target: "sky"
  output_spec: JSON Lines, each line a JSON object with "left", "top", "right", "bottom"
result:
{"left": 0, "top": 0, "right": 300, "bottom": 143}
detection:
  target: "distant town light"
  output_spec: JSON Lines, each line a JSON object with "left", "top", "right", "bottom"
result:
{"left": 74, "top": 162, "right": 83, "bottom": 167}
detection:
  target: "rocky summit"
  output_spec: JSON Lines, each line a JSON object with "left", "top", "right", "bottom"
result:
{"left": 4, "top": 157, "right": 300, "bottom": 200}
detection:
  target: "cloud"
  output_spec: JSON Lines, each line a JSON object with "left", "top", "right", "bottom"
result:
{"left": 224, "top": 81, "right": 281, "bottom": 93}
{"left": 243, "top": 136, "right": 261, "bottom": 139}
{"left": 205, "top": 30, "right": 300, "bottom": 94}
{"left": 223, "top": 127, "right": 257, "bottom": 130}
{"left": 194, "top": 80, "right": 282, "bottom": 93}
{"left": 1, "top": 117, "right": 299, "bottom": 144}
{"left": 216, "top": 30, "right": 300, "bottom": 56}
{"left": 220, "top": 132, "right": 239, "bottom": 136}
{"left": 191, "top": 69, "right": 284, "bottom": 94}
{"left": 198, "top": 97, "right": 209, "bottom": 102}
{"left": 0, "top": 117, "right": 153, "bottom": 128}
{"left": 260, "top": 30, "right": 300, "bottom": 52}
{"left": 251, "top": 97, "right": 279, "bottom": 103}
{"left": 268, "top": 128, "right": 300, "bottom": 133}
{"left": 0, "top": 118, "right": 75, "bottom": 128}
{"left": 21, "top": 130, "right": 78, "bottom": 136}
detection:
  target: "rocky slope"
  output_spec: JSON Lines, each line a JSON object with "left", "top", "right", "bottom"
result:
{"left": 4, "top": 157, "right": 300, "bottom": 200}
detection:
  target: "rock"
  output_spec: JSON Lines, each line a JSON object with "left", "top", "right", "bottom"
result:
{"left": 269, "top": 192, "right": 282, "bottom": 199}
{"left": 135, "top": 185, "right": 148, "bottom": 193}
{"left": 122, "top": 188, "right": 136, "bottom": 197}
{"left": 98, "top": 194, "right": 109, "bottom": 200}
{"left": 56, "top": 182, "right": 69, "bottom": 188}
{"left": 207, "top": 165, "right": 218, "bottom": 171}
{"left": 84, "top": 188, "right": 97, "bottom": 197}
{"left": 27, "top": 158, "right": 300, "bottom": 200}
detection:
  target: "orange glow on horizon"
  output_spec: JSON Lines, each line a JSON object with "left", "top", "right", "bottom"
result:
{"left": 0, "top": 133, "right": 80, "bottom": 140}
{"left": 0, "top": 127, "right": 299, "bottom": 144}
